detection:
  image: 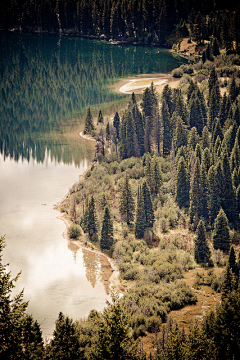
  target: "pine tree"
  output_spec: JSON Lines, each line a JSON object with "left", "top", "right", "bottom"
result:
{"left": 150, "top": 155, "right": 162, "bottom": 196}
{"left": 221, "top": 149, "right": 237, "bottom": 225}
{"left": 106, "top": 121, "right": 110, "bottom": 140}
{"left": 22, "top": 315, "right": 44, "bottom": 359}
{"left": 87, "top": 195, "right": 98, "bottom": 241}
{"left": 208, "top": 165, "right": 221, "bottom": 226}
{"left": 211, "top": 37, "right": 220, "bottom": 56}
{"left": 189, "top": 96, "right": 204, "bottom": 135}
{"left": 201, "top": 164, "right": 209, "bottom": 220}
{"left": 229, "top": 76, "right": 238, "bottom": 103}
{"left": 228, "top": 245, "right": 238, "bottom": 278}
{"left": 0, "top": 235, "right": 29, "bottom": 359}
{"left": 100, "top": 206, "right": 113, "bottom": 251}
{"left": 84, "top": 105, "right": 95, "bottom": 134}
{"left": 161, "top": 84, "right": 173, "bottom": 116}
{"left": 202, "top": 147, "right": 211, "bottom": 174}
{"left": 132, "top": 104, "right": 145, "bottom": 156}
{"left": 162, "top": 99, "right": 172, "bottom": 156}
{"left": 188, "top": 127, "right": 199, "bottom": 153}
{"left": 119, "top": 173, "right": 135, "bottom": 225}
{"left": 134, "top": 185, "right": 146, "bottom": 239}
{"left": 113, "top": 111, "right": 120, "bottom": 140}
{"left": 93, "top": 291, "right": 139, "bottom": 360}
{"left": 97, "top": 109, "right": 103, "bottom": 124}
{"left": 219, "top": 92, "right": 228, "bottom": 127}
{"left": 175, "top": 156, "right": 189, "bottom": 209}
{"left": 142, "top": 180, "right": 155, "bottom": 228}
{"left": 201, "top": 126, "right": 210, "bottom": 149}
{"left": 208, "top": 86, "right": 220, "bottom": 132}
{"left": 195, "top": 220, "right": 211, "bottom": 264}
{"left": 173, "top": 116, "right": 188, "bottom": 151}
{"left": 212, "top": 208, "right": 230, "bottom": 252}
{"left": 190, "top": 158, "right": 202, "bottom": 224}
{"left": 47, "top": 312, "right": 81, "bottom": 360}
{"left": 221, "top": 263, "right": 235, "bottom": 300}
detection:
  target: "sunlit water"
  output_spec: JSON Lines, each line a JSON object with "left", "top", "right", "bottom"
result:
{"left": 0, "top": 31, "right": 186, "bottom": 338}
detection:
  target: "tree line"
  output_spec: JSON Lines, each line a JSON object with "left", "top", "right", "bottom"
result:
{"left": 0, "top": 0, "right": 239, "bottom": 48}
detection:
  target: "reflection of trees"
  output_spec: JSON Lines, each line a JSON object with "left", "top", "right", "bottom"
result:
{"left": 82, "top": 250, "right": 98, "bottom": 289}
{"left": 82, "top": 249, "right": 112, "bottom": 293}
{"left": 0, "top": 32, "right": 185, "bottom": 164}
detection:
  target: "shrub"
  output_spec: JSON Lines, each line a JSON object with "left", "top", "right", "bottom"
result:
{"left": 172, "top": 67, "right": 184, "bottom": 78}
{"left": 68, "top": 223, "right": 81, "bottom": 239}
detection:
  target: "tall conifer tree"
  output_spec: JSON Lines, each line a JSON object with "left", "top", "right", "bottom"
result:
{"left": 100, "top": 206, "right": 113, "bottom": 251}
{"left": 212, "top": 208, "right": 230, "bottom": 252}
{"left": 119, "top": 173, "right": 135, "bottom": 225}
{"left": 195, "top": 220, "right": 211, "bottom": 264}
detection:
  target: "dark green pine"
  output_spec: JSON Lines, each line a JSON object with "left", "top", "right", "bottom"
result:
{"left": 161, "top": 84, "right": 173, "bottom": 116}
{"left": 228, "top": 245, "right": 238, "bottom": 278}
{"left": 106, "top": 121, "right": 110, "bottom": 140}
{"left": 162, "top": 99, "right": 172, "bottom": 156}
{"left": 219, "top": 92, "right": 228, "bottom": 127}
{"left": 119, "top": 173, "right": 135, "bottom": 225}
{"left": 174, "top": 116, "right": 188, "bottom": 151}
{"left": 142, "top": 181, "right": 155, "bottom": 228}
{"left": 202, "top": 147, "right": 211, "bottom": 174}
{"left": 187, "top": 127, "right": 199, "bottom": 153}
{"left": 207, "top": 165, "right": 221, "bottom": 226}
{"left": 125, "top": 109, "right": 136, "bottom": 158}
{"left": 97, "top": 109, "right": 103, "bottom": 123}
{"left": 194, "top": 220, "right": 211, "bottom": 264}
{"left": 230, "top": 138, "right": 240, "bottom": 172}
{"left": 190, "top": 158, "right": 202, "bottom": 223}
{"left": 87, "top": 195, "right": 98, "bottom": 241}
{"left": 134, "top": 185, "right": 146, "bottom": 239}
{"left": 212, "top": 208, "right": 230, "bottom": 252}
{"left": 175, "top": 92, "right": 188, "bottom": 125}
{"left": 208, "top": 86, "right": 220, "bottom": 132}
{"left": 236, "top": 185, "right": 240, "bottom": 220}
{"left": 100, "top": 205, "right": 113, "bottom": 251}
{"left": 221, "top": 263, "right": 235, "bottom": 301}
{"left": 113, "top": 111, "right": 120, "bottom": 139}
{"left": 84, "top": 105, "right": 95, "bottom": 135}
{"left": 221, "top": 150, "right": 237, "bottom": 225}
{"left": 189, "top": 96, "right": 204, "bottom": 135}
{"left": 201, "top": 126, "right": 210, "bottom": 150}
{"left": 201, "top": 165, "right": 209, "bottom": 221}
{"left": 175, "top": 156, "right": 189, "bottom": 209}
{"left": 132, "top": 104, "right": 145, "bottom": 156}
{"left": 150, "top": 155, "right": 162, "bottom": 196}
{"left": 229, "top": 76, "right": 238, "bottom": 103}
{"left": 212, "top": 118, "right": 223, "bottom": 144}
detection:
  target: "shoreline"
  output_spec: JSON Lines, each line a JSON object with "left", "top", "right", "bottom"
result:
{"left": 55, "top": 160, "right": 125, "bottom": 294}
{"left": 111, "top": 72, "right": 180, "bottom": 95}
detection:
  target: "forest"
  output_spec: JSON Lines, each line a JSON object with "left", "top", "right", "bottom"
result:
{"left": 1, "top": 1, "right": 240, "bottom": 359}
{"left": 0, "top": 0, "right": 239, "bottom": 49}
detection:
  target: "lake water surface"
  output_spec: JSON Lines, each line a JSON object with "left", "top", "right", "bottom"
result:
{"left": 0, "top": 31, "right": 186, "bottom": 338}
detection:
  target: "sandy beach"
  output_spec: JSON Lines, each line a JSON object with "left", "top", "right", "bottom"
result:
{"left": 111, "top": 73, "right": 180, "bottom": 95}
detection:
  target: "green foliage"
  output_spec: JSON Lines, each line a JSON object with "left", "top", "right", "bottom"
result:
{"left": 87, "top": 195, "right": 98, "bottom": 241}
{"left": 194, "top": 220, "right": 211, "bottom": 264}
{"left": 46, "top": 312, "right": 81, "bottom": 359}
{"left": 0, "top": 236, "right": 44, "bottom": 359}
{"left": 119, "top": 173, "right": 135, "bottom": 225}
{"left": 97, "top": 109, "right": 103, "bottom": 124}
{"left": 175, "top": 156, "right": 189, "bottom": 209}
{"left": 135, "top": 185, "right": 146, "bottom": 239}
{"left": 68, "top": 223, "right": 81, "bottom": 239}
{"left": 92, "top": 291, "right": 139, "bottom": 360}
{"left": 100, "top": 206, "right": 113, "bottom": 251}
{"left": 142, "top": 181, "right": 155, "bottom": 229}
{"left": 84, "top": 105, "right": 95, "bottom": 135}
{"left": 212, "top": 209, "right": 231, "bottom": 252}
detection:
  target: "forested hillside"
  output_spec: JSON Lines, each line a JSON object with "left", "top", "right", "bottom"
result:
{"left": 1, "top": 0, "right": 239, "bottom": 48}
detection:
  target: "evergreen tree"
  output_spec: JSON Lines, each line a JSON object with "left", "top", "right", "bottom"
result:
{"left": 189, "top": 96, "right": 204, "bottom": 135}
{"left": 230, "top": 137, "right": 240, "bottom": 172}
{"left": 46, "top": 312, "right": 81, "bottom": 360}
{"left": 150, "top": 155, "right": 162, "bottom": 196}
{"left": 22, "top": 315, "right": 44, "bottom": 360}
{"left": 201, "top": 164, "right": 209, "bottom": 220}
{"left": 113, "top": 111, "right": 120, "bottom": 140}
{"left": 186, "top": 323, "right": 215, "bottom": 360}
{"left": 195, "top": 220, "right": 211, "bottom": 264}
{"left": 93, "top": 292, "right": 139, "bottom": 360}
{"left": 175, "top": 156, "right": 189, "bottom": 209}
{"left": 188, "top": 127, "right": 199, "bottom": 153}
{"left": 0, "top": 235, "right": 29, "bottom": 359}
{"left": 174, "top": 92, "right": 188, "bottom": 125}
{"left": 162, "top": 99, "right": 172, "bottom": 156}
{"left": 221, "top": 149, "right": 237, "bottom": 224}
{"left": 229, "top": 76, "right": 238, "bottom": 103}
{"left": 84, "top": 105, "right": 95, "bottom": 135}
{"left": 211, "top": 37, "right": 220, "bottom": 56}
{"left": 119, "top": 173, "right": 135, "bottom": 225}
{"left": 201, "top": 126, "right": 210, "bottom": 149}
{"left": 190, "top": 158, "right": 202, "bottom": 224}
{"left": 173, "top": 116, "right": 188, "bottom": 151}
{"left": 97, "top": 109, "right": 103, "bottom": 124}
{"left": 134, "top": 185, "right": 146, "bottom": 239}
{"left": 106, "top": 121, "right": 110, "bottom": 140}
{"left": 142, "top": 181, "right": 155, "bottom": 228}
{"left": 202, "top": 147, "right": 211, "bottom": 174}
{"left": 208, "top": 86, "right": 220, "bottom": 132}
{"left": 100, "top": 206, "right": 113, "bottom": 251}
{"left": 228, "top": 245, "right": 238, "bottom": 278}
{"left": 87, "top": 195, "right": 98, "bottom": 241}
{"left": 132, "top": 104, "right": 145, "bottom": 156}
{"left": 212, "top": 208, "right": 231, "bottom": 252}
{"left": 212, "top": 118, "right": 223, "bottom": 144}
{"left": 161, "top": 84, "right": 173, "bottom": 116}
{"left": 163, "top": 325, "right": 186, "bottom": 360}
{"left": 219, "top": 93, "right": 229, "bottom": 127}
{"left": 208, "top": 165, "right": 221, "bottom": 226}
{"left": 221, "top": 263, "right": 235, "bottom": 301}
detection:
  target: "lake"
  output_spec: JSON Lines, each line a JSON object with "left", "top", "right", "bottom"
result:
{"left": 0, "top": 31, "right": 186, "bottom": 338}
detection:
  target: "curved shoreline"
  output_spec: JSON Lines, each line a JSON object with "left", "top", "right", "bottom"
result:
{"left": 111, "top": 72, "right": 180, "bottom": 95}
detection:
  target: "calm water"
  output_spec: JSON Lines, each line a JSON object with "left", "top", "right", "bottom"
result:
{"left": 0, "top": 31, "right": 186, "bottom": 338}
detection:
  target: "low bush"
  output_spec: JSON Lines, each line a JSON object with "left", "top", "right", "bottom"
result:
{"left": 68, "top": 223, "right": 81, "bottom": 239}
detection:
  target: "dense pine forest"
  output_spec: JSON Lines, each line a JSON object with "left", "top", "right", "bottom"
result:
{"left": 0, "top": 0, "right": 239, "bottom": 48}
{"left": 1, "top": 1, "right": 240, "bottom": 359}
